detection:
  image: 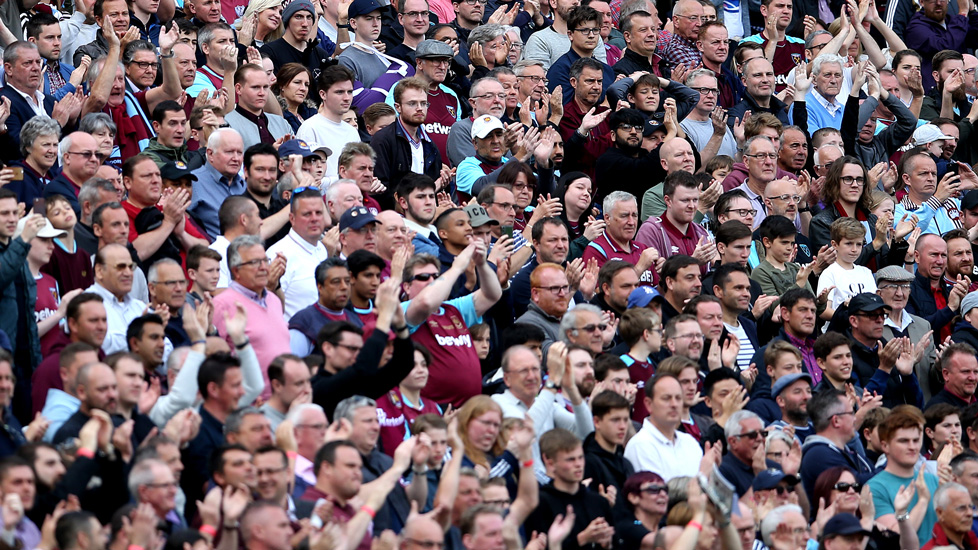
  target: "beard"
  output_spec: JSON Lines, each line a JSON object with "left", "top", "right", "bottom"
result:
{"left": 615, "top": 135, "right": 642, "bottom": 156}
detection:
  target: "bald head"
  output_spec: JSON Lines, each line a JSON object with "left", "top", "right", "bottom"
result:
{"left": 401, "top": 517, "right": 443, "bottom": 546}
{"left": 375, "top": 210, "right": 408, "bottom": 260}
{"left": 659, "top": 137, "right": 695, "bottom": 174}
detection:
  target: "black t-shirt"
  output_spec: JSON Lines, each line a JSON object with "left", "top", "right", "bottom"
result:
{"left": 615, "top": 518, "right": 652, "bottom": 549}
{"left": 241, "top": 190, "right": 290, "bottom": 247}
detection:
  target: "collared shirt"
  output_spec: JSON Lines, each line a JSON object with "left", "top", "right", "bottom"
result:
{"left": 737, "top": 181, "right": 766, "bottom": 229}
{"left": 229, "top": 280, "right": 267, "bottom": 308}
{"left": 11, "top": 84, "right": 48, "bottom": 117}
{"left": 234, "top": 105, "right": 275, "bottom": 146}
{"left": 784, "top": 331, "right": 820, "bottom": 385}
{"left": 46, "top": 61, "right": 67, "bottom": 94}
{"left": 189, "top": 162, "right": 247, "bottom": 237}
{"left": 885, "top": 310, "right": 914, "bottom": 333}
{"left": 209, "top": 235, "right": 232, "bottom": 288}
{"left": 812, "top": 88, "right": 843, "bottom": 116}
{"left": 623, "top": 418, "right": 703, "bottom": 480}
{"left": 266, "top": 229, "right": 329, "bottom": 320}
{"left": 655, "top": 29, "right": 701, "bottom": 69}
{"left": 404, "top": 218, "right": 435, "bottom": 239}
{"left": 295, "top": 453, "right": 316, "bottom": 487}
{"left": 87, "top": 281, "right": 147, "bottom": 355}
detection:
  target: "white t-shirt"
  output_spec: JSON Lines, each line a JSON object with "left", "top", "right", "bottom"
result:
{"left": 296, "top": 114, "right": 361, "bottom": 184}
{"left": 817, "top": 262, "right": 878, "bottom": 313}
{"left": 723, "top": 0, "right": 745, "bottom": 39}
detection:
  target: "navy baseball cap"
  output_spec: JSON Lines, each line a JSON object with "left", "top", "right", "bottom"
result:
{"left": 340, "top": 206, "right": 380, "bottom": 231}
{"left": 279, "top": 139, "right": 317, "bottom": 158}
{"left": 751, "top": 468, "right": 799, "bottom": 492}
{"left": 822, "top": 513, "right": 871, "bottom": 539}
{"left": 160, "top": 161, "right": 197, "bottom": 181}
{"left": 349, "top": 0, "right": 383, "bottom": 18}
{"left": 627, "top": 286, "right": 662, "bottom": 309}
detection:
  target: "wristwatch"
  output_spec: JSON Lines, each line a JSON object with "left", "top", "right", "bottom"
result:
{"left": 896, "top": 511, "right": 910, "bottom": 522}
{"left": 544, "top": 379, "right": 558, "bottom": 391}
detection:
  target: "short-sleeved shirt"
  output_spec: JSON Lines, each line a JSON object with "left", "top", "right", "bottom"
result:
{"left": 375, "top": 387, "right": 442, "bottom": 456}
{"left": 868, "top": 469, "right": 939, "bottom": 543}
{"left": 739, "top": 33, "right": 806, "bottom": 92}
{"left": 583, "top": 232, "right": 656, "bottom": 285}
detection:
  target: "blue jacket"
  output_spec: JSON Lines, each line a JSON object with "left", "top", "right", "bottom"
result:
{"left": 548, "top": 49, "right": 616, "bottom": 106}
{"left": 907, "top": 270, "right": 955, "bottom": 335}
{"left": 0, "top": 84, "right": 55, "bottom": 145}
{"left": 800, "top": 435, "right": 873, "bottom": 498}
{"left": 7, "top": 160, "right": 57, "bottom": 209}
{"left": 129, "top": 11, "right": 162, "bottom": 46}
{"left": 41, "top": 61, "right": 77, "bottom": 100}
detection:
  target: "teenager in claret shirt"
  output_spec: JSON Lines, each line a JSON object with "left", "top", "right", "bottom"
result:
{"left": 345, "top": 249, "right": 384, "bottom": 336}
{"left": 26, "top": 219, "right": 74, "bottom": 356}
{"left": 375, "top": 343, "right": 443, "bottom": 456}
{"left": 739, "top": 0, "right": 805, "bottom": 92}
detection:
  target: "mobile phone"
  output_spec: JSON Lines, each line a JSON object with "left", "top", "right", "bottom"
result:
{"left": 32, "top": 198, "right": 45, "bottom": 216}
{"left": 948, "top": 163, "right": 961, "bottom": 178}
{"left": 9, "top": 167, "right": 22, "bottom": 181}
{"left": 501, "top": 225, "right": 514, "bottom": 239}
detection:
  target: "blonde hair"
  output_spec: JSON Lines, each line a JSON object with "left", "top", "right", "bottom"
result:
{"left": 457, "top": 396, "right": 504, "bottom": 470}
{"left": 235, "top": 0, "right": 285, "bottom": 43}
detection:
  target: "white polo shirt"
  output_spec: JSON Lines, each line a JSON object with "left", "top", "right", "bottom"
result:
{"left": 624, "top": 418, "right": 704, "bottom": 481}
{"left": 266, "top": 229, "right": 329, "bottom": 321}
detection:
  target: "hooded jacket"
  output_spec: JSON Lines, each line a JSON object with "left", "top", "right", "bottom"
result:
{"left": 582, "top": 431, "right": 634, "bottom": 514}
{"left": 800, "top": 434, "right": 873, "bottom": 498}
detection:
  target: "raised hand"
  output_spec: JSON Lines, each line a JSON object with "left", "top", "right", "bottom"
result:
{"left": 580, "top": 107, "right": 611, "bottom": 133}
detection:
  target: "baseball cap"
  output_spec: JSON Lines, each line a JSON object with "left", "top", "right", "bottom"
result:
{"left": 464, "top": 204, "right": 499, "bottom": 228}
{"left": 848, "top": 293, "right": 891, "bottom": 313}
{"left": 415, "top": 39, "right": 454, "bottom": 59}
{"left": 349, "top": 0, "right": 383, "bottom": 18}
{"left": 14, "top": 217, "right": 65, "bottom": 240}
{"left": 279, "top": 139, "right": 317, "bottom": 159}
{"left": 771, "top": 372, "right": 812, "bottom": 399}
{"left": 751, "top": 468, "right": 800, "bottom": 492}
{"left": 963, "top": 190, "right": 978, "bottom": 211}
{"left": 627, "top": 286, "right": 662, "bottom": 309}
{"left": 911, "top": 124, "right": 955, "bottom": 147}
{"left": 471, "top": 115, "right": 505, "bottom": 139}
{"left": 961, "top": 291, "right": 978, "bottom": 316}
{"left": 160, "top": 160, "right": 197, "bottom": 181}
{"left": 643, "top": 118, "right": 666, "bottom": 137}
{"left": 875, "top": 265, "right": 914, "bottom": 284}
{"left": 339, "top": 206, "right": 380, "bottom": 231}
{"left": 822, "top": 513, "right": 871, "bottom": 539}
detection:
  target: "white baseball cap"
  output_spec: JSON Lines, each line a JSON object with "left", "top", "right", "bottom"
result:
{"left": 471, "top": 115, "right": 505, "bottom": 139}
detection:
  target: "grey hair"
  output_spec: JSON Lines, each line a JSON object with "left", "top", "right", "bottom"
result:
{"left": 667, "top": 476, "right": 692, "bottom": 508}
{"left": 127, "top": 458, "right": 167, "bottom": 498}
{"left": 225, "top": 406, "right": 265, "bottom": 435}
{"left": 804, "top": 30, "right": 832, "bottom": 50}
{"left": 3, "top": 41, "right": 37, "bottom": 65}
{"left": 813, "top": 143, "right": 845, "bottom": 166}
{"left": 468, "top": 23, "right": 506, "bottom": 46}
{"left": 934, "top": 482, "right": 969, "bottom": 510}
{"left": 469, "top": 77, "right": 502, "bottom": 99}
{"left": 765, "top": 428, "right": 795, "bottom": 452}
{"left": 122, "top": 39, "right": 158, "bottom": 65}
{"left": 79, "top": 177, "right": 118, "bottom": 224}
{"left": 325, "top": 179, "right": 359, "bottom": 203}
{"left": 500, "top": 345, "right": 533, "bottom": 373}
{"left": 684, "top": 68, "right": 716, "bottom": 87}
{"left": 724, "top": 410, "right": 762, "bottom": 439}
{"left": 811, "top": 53, "right": 846, "bottom": 76}
{"left": 86, "top": 56, "right": 125, "bottom": 84}
{"left": 513, "top": 60, "right": 544, "bottom": 76}
{"left": 744, "top": 135, "right": 775, "bottom": 156}
{"left": 226, "top": 234, "right": 265, "bottom": 271}
{"left": 207, "top": 127, "right": 241, "bottom": 151}
{"left": 602, "top": 191, "right": 636, "bottom": 219}
{"left": 147, "top": 258, "right": 182, "bottom": 283}
{"left": 19, "top": 116, "right": 62, "bottom": 158}
{"left": 197, "top": 22, "right": 234, "bottom": 50}
{"left": 760, "top": 505, "right": 804, "bottom": 547}
{"left": 57, "top": 134, "right": 73, "bottom": 166}
{"left": 166, "top": 346, "right": 190, "bottom": 374}
{"left": 285, "top": 403, "right": 325, "bottom": 425}
{"left": 559, "top": 304, "right": 604, "bottom": 343}
{"left": 333, "top": 395, "right": 377, "bottom": 424}
{"left": 79, "top": 112, "right": 118, "bottom": 137}
{"left": 276, "top": 173, "right": 296, "bottom": 199}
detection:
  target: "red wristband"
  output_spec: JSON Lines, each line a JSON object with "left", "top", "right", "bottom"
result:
{"left": 688, "top": 521, "right": 703, "bottom": 532}
{"left": 129, "top": 545, "right": 145, "bottom": 550}
{"left": 76, "top": 447, "right": 95, "bottom": 459}
{"left": 521, "top": 459, "right": 534, "bottom": 468}
{"left": 360, "top": 505, "right": 376, "bottom": 519}
{"left": 199, "top": 525, "right": 217, "bottom": 538}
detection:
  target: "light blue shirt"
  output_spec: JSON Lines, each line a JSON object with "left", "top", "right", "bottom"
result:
{"left": 190, "top": 162, "right": 247, "bottom": 237}
{"left": 41, "top": 389, "right": 80, "bottom": 442}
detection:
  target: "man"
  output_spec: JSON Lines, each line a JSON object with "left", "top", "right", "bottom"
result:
{"left": 584, "top": 389, "right": 635, "bottom": 499}
{"left": 636, "top": 170, "right": 712, "bottom": 262}
{"left": 26, "top": 13, "right": 82, "bottom": 101}
{"left": 547, "top": 7, "right": 616, "bottom": 107}
{"left": 748, "top": 287, "right": 819, "bottom": 398}
{"left": 894, "top": 149, "right": 977, "bottom": 237}
{"left": 128, "top": 458, "right": 179, "bottom": 528}
{"left": 778, "top": 126, "right": 808, "bottom": 175}
{"left": 657, "top": 256, "right": 702, "bottom": 323}
{"left": 922, "top": 483, "right": 978, "bottom": 549}
{"left": 286, "top": 404, "right": 328, "bottom": 494}
{"left": 772, "top": 371, "right": 814, "bottom": 441}
{"left": 240, "top": 143, "right": 291, "bottom": 247}
{"left": 122, "top": 154, "right": 208, "bottom": 270}
{"left": 325, "top": 179, "right": 365, "bottom": 226}
{"left": 225, "top": 64, "right": 292, "bottom": 150}
{"left": 926, "top": 343, "right": 978, "bottom": 410}
{"left": 346, "top": 250, "right": 385, "bottom": 334}
{"left": 386, "top": 0, "right": 430, "bottom": 65}
{"left": 949, "top": 453, "right": 978, "bottom": 536}
{"left": 296, "top": 65, "right": 361, "bottom": 181}
{"left": 799, "top": 388, "right": 873, "bottom": 498}
{"left": 735, "top": 136, "right": 780, "bottom": 229}
{"left": 147, "top": 258, "right": 194, "bottom": 349}
{"left": 73, "top": 0, "right": 128, "bottom": 64}
{"left": 805, "top": 54, "right": 847, "bottom": 132}
{"left": 288, "top": 258, "right": 360, "bottom": 357}
{"left": 51, "top": 362, "right": 118, "bottom": 444}
{"left": 260, "top": 355, "right": 311, "bottom": 431}
{"left": 190, "top": 128, "right": 247, "bottom": 238}
{"left": 238, "top": 497, "right": 295, "bottom": 550}
{"left": 739, "top": 0, "right": 804, "bottom": 92}
{"left": 339, "top": 205, "right": 381, "bottom": 258}
{"left": 557, "top": 58, "right": 612, "bottom": 177}
{"left": 583, "top": 191, "right": 658, "bottom": 285}
{"left": 446, "top": 78, "right": 507, "bottom": 167}
{"left": 514, "top": 60, "right": 552, "bottom": 126}
{"left": 906, "top": 0, "right": 978, "bottom": 91}
{"left": 559, "top": 304, "right": 614, "bottom": 356}
{"left": 908, "top": 233, "right": 969, "bottom": 339}
{"left": 260, "top": 0, "right": 336, "bottom": 84}
{"left": 144, "top": 101, "right": 190, "bottom": 168}
{"left": 373, "top": 76, "right": 443, "bottom": 193}
{"left": 624, "top": 373, "right": 703, "bottom": 480}
{"left": 613, "top": 10, "right": 663, "bottom": 76}
{"left": 920, "top": 51, "right": 970, "bottom": 124}
{"left": 44, "top": 133, "right": 101, "bottom": 216}
{"left": 655, "top": 0, "right": 702, "bottom": 70}
{"left": 210, "top": 236, "right": 289, "bottom": 399}
{"left": 596, "top": 108, "right": 670, "bottom": 201}
{"left": 186, "top": 23, "right": 236, "bottom": 97}
{"left": 719, "top": 410, "right": 789, "bottom": 496}
{"left": 711, "top": 264, "right": 759, "bottom": 371}
{"left": 680, "top": 69, "right": 738, "bottom": 159}
{"left": 209, "top": 196, "right": 262, "bottom": 289}
{"left": 524, "top": 0, "right": 608, "bottom": 71}
{"left": 338, "top": 0, "right": 400, "bottom": 89}
{"left": 266, "top": 188, "right": 329, "bottom": 320}
{"left": 695, "top": 22, "right": 742, "bottom": 108}
{"left": 87, "top": 243, "right": 147, "bottom": 355}
{"left": 593, "top": 261, "right": 638, "bottom": 318}
{"left": 124, "top": 314, "right": 166, "bottom": 383}
{"left": 640, "top": 137, "right": 699, "bottom": 219}
{"left": 516, "top": 262, "right": 572, "bottom": 352}
{"left": 374, "top": 210, "right": 410, "bottom": 279}
{"left": 455, "top": 115, "right": 509, "bottom": 200}
{"left": 877, "top": 266, "right": 939, "bottom": 401}
{"left": 511, "top": 218, "right": 578, "bottom": 318}
{"left": 224, "top": 407, "right": 273, "bottom": 452}
{"left": 866, "top": 408, "right": 940, "bottom": 541}
{"left": 0, "top": 42, "right": 64, "bottom": 146}
{"left": 75, "top": 179, "right": 120, "bottom": 256}
{"left": 727, "top": 57, "right": 792, "bottom": 127}
{"left": 395, "top": 174, "right": 440, "bottom": 256}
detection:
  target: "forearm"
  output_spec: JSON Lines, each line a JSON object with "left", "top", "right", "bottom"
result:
{"left": 668, "top": 511, "right": 705, "bottom": 550}
{"left": 473, "top": 261, "right": 503, "bottom": 313}
{"left": 36, "top": 311, "right": 64, "bottom": 338}
{"left": 176, "top": 231, "right": 208, "bottom": 252}
{"left": 898, "top": 515, "right": 920, "bottom": 550}
{"left": 856, "top": 26, "right": 887, "bottom": 69}
{"left": 872, "top": 17, "right": 907, "bottom": 51}
{"left": 157, "top": 0, "right": 175, "bottom": 23}
{"left": 909, "top": 496, "right": 930, "bottom": 531}
{"left": 405, "top": 469, "right": 428, "bottom": 507}
{"left": 405, "top": 267, "right": 463, "bottom": 324}
{"left": 699, "top": 131, "right": 724, "bottom": 166}
{"left": 719, "top": 521, "right": 740, "bottom": 550}
{"left": 131, "top": 222, "right": 177, "bottom": 260}
{"left": 146, "top": 56, "right": 183, "bottom": 113}
{"left": 433, "top": 450, "right": 463, "bottom": 530}
{"left": 235, "top": 344, "right": 265, "bottom": 406}
{"left": 506, "top": 457, "right": 539, "bottom": 527}
{"left": 941, "top": 94, "right": 956, "bottom": 119}
{"left": 87, "top": 42, "right": 120, "bottom": 110}
{"left": 214, "top": 528, "right": 238, "bottom": 550}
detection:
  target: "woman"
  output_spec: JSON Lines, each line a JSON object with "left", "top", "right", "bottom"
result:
{"left": 892, "top": 50, "right": 924, "bottom": 115}
{"left": 274, "top": 64, "right": 317, "bottom": 133}
{"left": 616, "top": 472, "right": 669, "bottom": 549}
{"left": 809, "top": 156, "right": 893, "bottom": 269}
{"left": 457, "top": 395, "right": 516, "bottom": 479}
{"left": 496, "top": 161, "right": 538, "bottom": 232}
{"left": 235, "top": 0, "right": 284, "bottom": 48}
{"left": 11, "top": 116, "right": 61, "bottom": 208}
{"left": 809, "top": 466, "right": 899, "bottom": 550}
{"left": 375, "top": 343, "right": 442, "bottom": 457}
{"left": 78, "top": 112, "right": 120, "bottom": 169}
{"left": 923, "top": 404, "right": 961, "bottom": 459}
{"left": 558, "top": 172, "right": 601, "bottom": 261}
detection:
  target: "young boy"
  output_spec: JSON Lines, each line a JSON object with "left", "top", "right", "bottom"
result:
{"left": 186, "top": 245, "right": 221, "bottom": 307}
{"left": 583, "top": 390, "right": 635, "bottom": 509}
{"left": 816, "top": 217, "right": 877, "bottom": 321}
{"left": 813, "top": 332, "right": 861, "bottom": 394}
{"left": 42, "top": 194, "right": 94, "bottom": 293}
{"left": 619, "top": 308, "right": 662, "bottom": 423}
{"left": 752, "top": 215, "right": 813, "bottom": 298}
{"left": 25, "top": 218, "right": 73, "bottom": 355}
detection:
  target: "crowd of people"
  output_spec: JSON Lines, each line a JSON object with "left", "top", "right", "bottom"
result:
{"left": 0, "top": 0, "right": 977, "bottom": 547}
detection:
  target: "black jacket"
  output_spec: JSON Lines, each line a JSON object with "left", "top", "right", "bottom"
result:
{"left": 907, "top": 271, "right": 956, "bottom": 335}
{"left": 952, "top": 320, "right": 978, "bottom": 350}
{"left": 809, "top": 204, "right": 889, "bottom": 269}
{"left": 525, "top": 482, "right": 613, "bottom": 550}
{"left": 594, "top": 146, "right": 667, "bottom": 203}
{"left": 371, "top": 119, "right": 443, "bottom": 209}
{"left": 582, "top": 432, "right": 634, "bottom": 514}
{"left": 847, "top": 330, "right": 924, "bottom": 409}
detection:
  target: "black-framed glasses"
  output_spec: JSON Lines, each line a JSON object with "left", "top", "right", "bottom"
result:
{"left": 128, "top": 60, "right": 158, "bottom": 70}
{"left": 691, "top": 87, "right": 719, "bottom": 96}
{"left": 840, "top": 176, "right": 866, "bottom": 186}
{"left": 518, "top": 75, "right": 548, "bottom": 84}
{"left": 573, "top": 27, "right": 600, "bottom": 35}
{"left": 535, "top": 284, "right": 570, "bottom": 295}
{"left": 336, "top": 343, "right": 363, "bottom": 353}
{"left": 834, "top": 482, "right": 861, "bottom": 493}
{"left": 617, "top": 123, "right": 641, "bottom": 132}
{"left": 737, "top": 430, "right": 767, "bottom": 440}
{"left": 403, "top": 9, "right": 430, "bottom": 17}
{"left": 411, "top": 273, "right": 438, "bottom": 282}
{"left": 725, "top": 208, "right": 757, "bottom": 217}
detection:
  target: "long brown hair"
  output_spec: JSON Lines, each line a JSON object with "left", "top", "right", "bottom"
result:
{"left": 273, "top": 63, "right": 313, "bottom": 97}
{"left": 822, "top": 156, "right": 872, "bottom": 212}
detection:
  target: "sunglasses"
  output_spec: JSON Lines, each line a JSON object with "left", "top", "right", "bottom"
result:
{"left": 769, "top": 485, "right": 795, "bottom": 495}
{"left": 834, "top": 482, "right": 861, "bottom": 493}
{"left": 640, "top": 485, "right": 668, "bottom": 494}
{"left": 578, "top": 324, "right": 608, "bottom": 333}
{"left": 411, "top": 273, "right": 438, "bottom": 282}
{"left": 738, "top": 430, "right": 767, "bottom": 440}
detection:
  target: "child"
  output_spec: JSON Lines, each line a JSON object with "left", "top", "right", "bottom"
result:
{"left": 618, "top": 308, "right": 662, "bottom": 423}
{"left": 816, "top": 217, "right": 877, "bottom": 321}
{"left": 375, "top": 342, "right": 442, "bottom": 456}
{"left": 752, "top": 215, "right": 814, "bottom": 299}
{"left": 24, "top": 218, "right": 77, "bottom": 356}
{"left": 813, "top": 332, "right": 861, "bottom": 394}
{"left": 705, "top": 155, "right": 733, "bottom": 183}
{"left": 470, "top": 322, "right": 491, "bottom": 361}
{"left": 186, "top": 245, "right": 222, "bottom": 307}
{"left": 42, "top": 194, "right": 95, "bottom": 293}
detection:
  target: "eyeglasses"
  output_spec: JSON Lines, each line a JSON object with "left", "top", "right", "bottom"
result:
{"left": 840, "top": 175, "right": 866, "bottom": 186}
{"left": 831, "top": 411, "right": 856, "bottom": 419}
{"left": 674, "top": 13, "right": 705, "bottom": 22}
{"left": 725, "top": 208, "right": 757, "bottom": 217}
{"left": 238, "top": 258, "right": 270, "bottom": 268}
{"left": 577, "top": 323, "right": 609, "bottom": 333}
{"left": 745, "top": 152, "right": 778, "bottom": 161}
{"left": 834, "top": 482, "right": 861, "bottom": 493}
{"left": 640, "top": 484, "right": 668, "bottom": 494}
{"left": 129, "top": 60, "right": 158, "bottom": 70}
{"left": 291, "top": 186, "right": 323, "bottom": 202}
{"left": 473, "top": 92, "right": 508, "bottom": 101}
{"left": 674, "top": 332, "right": 705, "bottom": 340}
{"left": 296, "top": 423, "right": 328, "bottom": 431}
{"left": 67, "top": 150, "right": 99, "bottom": 159}
{"left": 411, "top": 272, "right": 438, "bottom": 282}
{"left": 509, "top": 42, "right": 523, "bottom": 51}
{"left": 488, "top": 201, "right": 516, "bottom": 211}
{"left": 336, "top": 343, "right": 362, "bottom": 353}
{"left": 512, "top": 182, "right": 536, "bottom": 192}
{"left": 536, "top": 284, "right": 570, "bottom": 295}
{"left": 463, "top": 0, "right": 488, "bottom": 4}
{"left": 154, "top": 279, "right": 187, "bottom": 287}
{"left": 482, "top": 499, "right": 511, "bottom": 508}
{"left": 766, "top": 451, "right": 784, "bottom": 461}
{"left": 519, "top": 75, "right": 548, "bottom": 84}
{"left": 401, "top": 100, "right": 430, "bottom": 108}
{"left": 879, "top": 283, "right": 911, "bottom": 291}
{"left": 737, "top": 429, "right": 767, "bottom": 440}
{"left": 256, "top": 466, "right": 288, "bottom": 477}
{"left": 573, "top": 27, "right": 600, "bottom": 35}
{"left": 617, "top": 123, "right": 641, "bottom": 132}
{"left": 767, "top": 194, "right": 802, "bottom": 203}
{"left": 403, "top": 9, "right": 429, "bottom": 17}
{"left": 691, "top": 87, "right": 719, "bottom": 96}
